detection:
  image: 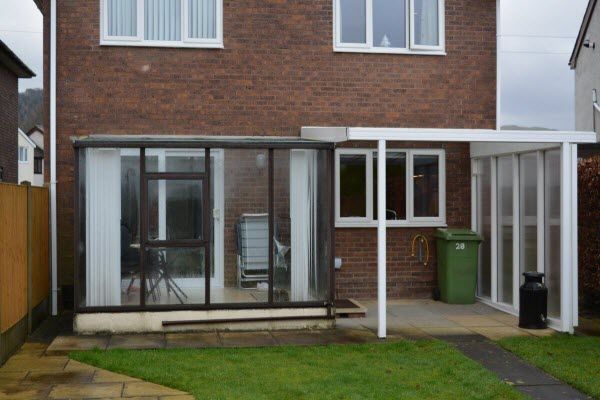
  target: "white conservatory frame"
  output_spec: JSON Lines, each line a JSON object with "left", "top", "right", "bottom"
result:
{"left": 302, "top": 126, "right": 598, "bottom": 337}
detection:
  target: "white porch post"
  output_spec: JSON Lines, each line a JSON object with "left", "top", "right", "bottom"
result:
{"left": 570, "top": 144, "right": 579, "bottom": 328}
{"left": 559, "top": 142, "right": 574, "bottom": 333}
{"left": 377, "top": 139, "right": 387, "bottom": 339}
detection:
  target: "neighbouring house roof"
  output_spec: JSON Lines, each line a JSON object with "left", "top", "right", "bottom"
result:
{"left": 0, "top": 40, "right": 35, "bottom": 78}
{"left": 570, "top": 0, "right": 598, "bottom": 69}
{"left": 27, "top": 125, "right": 44, "bottom": 137}
{"left": 18, "top": 128, "right": 37, "bottom": 149}
{"left": 33, "top": 0, "right": 44, "bottom": 12}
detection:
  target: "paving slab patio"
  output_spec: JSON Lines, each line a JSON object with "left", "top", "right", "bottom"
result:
{"left": 0, "top": 343, "right": 193, "bottom": 400}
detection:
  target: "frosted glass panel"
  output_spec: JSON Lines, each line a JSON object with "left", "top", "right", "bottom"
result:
{"left": 340, "top": 0, "right": 367, "bottom": 44}
{"left": 373, "top": 0, "right": 406, "bottom": 48}
{"left": 145, "top": 0, "right": 182, "bottom": 41}
{"left": 544, "top": 150, "right": 561, "bottom": 318}
{"left": 413, "top": 0, "right": 439, "bottom": 46}
{"left": 519, "top": 153, "right": 538, "bottom": 281}
{"left": 107, "top": 0, "right": 137, "bottom": 37}
{"left": 497, "top": 156, "right": 513, "bottom": 305}
{"left": 477, "top": 158, "right": 491, "bottom": 298}
{"left": 188, "top": 0, "right": 217, "bottom": 39}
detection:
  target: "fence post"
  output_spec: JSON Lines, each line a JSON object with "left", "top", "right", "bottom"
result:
{"left": 26, "top": 183, "right": 33, "bottom": 335}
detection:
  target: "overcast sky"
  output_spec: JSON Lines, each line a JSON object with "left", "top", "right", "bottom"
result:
{"left": 0, "top": 0, "right": 590, "bottom": 130}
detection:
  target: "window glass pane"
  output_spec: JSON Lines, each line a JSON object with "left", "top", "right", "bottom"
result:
{"left": 339, "top": 154, "right": 367, "bottom": 218}
{"left": 145, "top": 247, "right": 205, "bottom": 305}
{"left": 373, "top": 152, "right": 407, "bottom": 220}
{"left": 188, "top": 0, "right": 217, "bottom": 39}
{"left": 214, "top": 149, "right": 269, "bottom": 304}
{"left": 145, "top": 149, "right": 206, "bottom": 173}
{"left": 413, "top": 0, "right": 439, "bottom": 46}
{"left": 497, "top": 156, "right": 513, "bottom": 305}
{"left": 148, "top": 179, "right": 204, "bottom": 241}
{"left": 519, "top": 153, "right": 538, "bottom": 280}
{"left": 145, "top": 0, "right": 182, "bottom": 41}
{"left": 80, "top": 149, "right": 141, "bottom": 307}
{"left": 544, "top": 150, "right": 561, "bottom": 318}
{"left": 477, "top": 158, "right": 491, "bottom": 298}
{"left": 373, "top": 0, "right": 406, "bottom": 48}
{"left": 340, "top": 0, "right": 367, "bottom": 44}
{"left": 413, "top": 154, "right": 439, "bottom": 217}
{"left": 274, "top": 149, "right": 333, "bottom": 303}
{"left": 107, "top": 0, "right": 137, "bottom": 37}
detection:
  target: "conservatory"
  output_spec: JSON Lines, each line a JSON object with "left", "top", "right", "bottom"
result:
{"left": 73, "top": 136, "right": 335, "bottom": 333}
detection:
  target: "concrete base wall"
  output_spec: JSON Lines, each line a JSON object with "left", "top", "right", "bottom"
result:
{"left": 74, "top": 308, "right": 334, "bottom": 334}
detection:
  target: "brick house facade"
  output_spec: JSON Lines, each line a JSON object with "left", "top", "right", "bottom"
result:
{"left": 37, "top": 0, "right": 496, "bottom": 308}
{"left": 0, "top": 41, "right": 35, "bottom": 183}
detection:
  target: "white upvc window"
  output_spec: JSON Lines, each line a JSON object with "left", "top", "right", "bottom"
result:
{"left": 18, "top": 146, "right": 28, "bottom": 163}
{"left": 333, "top": 0, "right": 445, "bottom": 55}
{"left": 335, "top": 148, "right": 446, "bottom": 227}
{"left": 100, "top": 0, "right": 223, "bottom": 48}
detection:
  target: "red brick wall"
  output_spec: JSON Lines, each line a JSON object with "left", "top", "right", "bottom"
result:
{"left": 0, "top": 63, "right": 19, "bottom": 183}
{"left": 46, "top": 0, "right": 496, "bottom": 303}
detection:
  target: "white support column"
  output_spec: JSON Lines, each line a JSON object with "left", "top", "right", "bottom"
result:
{"left": 490, "top": 157, "right": 498, "bottom": 303}
{"left": 560, "top": 142, "right": 573, "bottom": 333}
{"left": 512, "top": 154, "right": 520, "bottom": 310}
{"left": 570, "top": 144, "right": 579, "bottom": 328}
{"left": 377, "top": 139, "right": 387, "bottom": 339}
{"left": 536, "top": 151, "right": 545, "bottom": 274}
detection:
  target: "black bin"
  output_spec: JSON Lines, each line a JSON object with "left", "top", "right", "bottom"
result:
{"left": 519, "top": 272, "right": 548, "bottom": 329}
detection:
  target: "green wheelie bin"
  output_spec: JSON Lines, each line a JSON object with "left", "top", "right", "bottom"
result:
{"left": 434, "top": 228, "right": 483, "bottom": 304}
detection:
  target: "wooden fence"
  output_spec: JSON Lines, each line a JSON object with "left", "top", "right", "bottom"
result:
{"left": 0, "top": 183, "right": 50, "bottom": 365}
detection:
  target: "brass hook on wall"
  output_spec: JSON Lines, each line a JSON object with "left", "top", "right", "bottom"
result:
{"left": 411, "top": 234, "right": 430, "bottom": 266}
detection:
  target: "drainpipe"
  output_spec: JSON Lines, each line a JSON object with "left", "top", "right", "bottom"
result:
{"left": 50, "top": 0, "right": 58, "bottom": 316}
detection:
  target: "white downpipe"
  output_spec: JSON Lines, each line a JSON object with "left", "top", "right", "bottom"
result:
{"left": 377, "top": 139, "right": 387, "bottom": 339}
{"left": 50, "top": 0, "right": 58, "bottom": 316}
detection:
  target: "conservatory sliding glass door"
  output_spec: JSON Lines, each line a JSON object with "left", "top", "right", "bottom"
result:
{"left": 474, "top": 148, "right": 562, "bottom": 319}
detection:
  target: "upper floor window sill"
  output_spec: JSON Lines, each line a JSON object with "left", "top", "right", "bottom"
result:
{"left": 100, "top": 40, "right": 224, "bottom": 49}
{"left": 333, "top": 46, "right": 446, "bottom": 56}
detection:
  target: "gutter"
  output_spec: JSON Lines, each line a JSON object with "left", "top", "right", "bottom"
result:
{"left": 50, "top": 0, "right": 58, "bottom": 316}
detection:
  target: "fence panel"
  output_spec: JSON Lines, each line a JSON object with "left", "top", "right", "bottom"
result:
{"left": 0, "top": 184, "right": 28, "bottom": 334}
{"left": 0, "top": 183, "right": 50, "bottom": 365}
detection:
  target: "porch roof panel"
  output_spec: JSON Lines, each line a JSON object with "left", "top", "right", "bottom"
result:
{"left": 301, "top": 127, "right": 599, "bottom": 144}
{"left": 72, "top": 135, "right": 336, "bottom": 150}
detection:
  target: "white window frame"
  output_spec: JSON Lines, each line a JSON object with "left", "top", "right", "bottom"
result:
{"left": 335, "top": 148, "right": 446, "bottom": 228}
{"left": 18, "top": 146, "right": 29, "bottom": 163}
{"left": 100, "top": 0, "right": 224, "bottom": 49}
{"left": 409, "top": 0, "right": 445, "bottom": 51}
{"left": 333, "top": 0, "right": 445, "bottom": 55}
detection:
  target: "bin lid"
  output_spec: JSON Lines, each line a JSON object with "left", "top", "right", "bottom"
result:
{"left": 434, "top": 228, "right": 483, "bottom": 241}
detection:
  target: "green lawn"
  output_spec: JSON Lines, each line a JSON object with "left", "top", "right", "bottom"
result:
{"left": 72, "top": 341, "right": 523, "bottom": 400}
{"left": 499, "top": 335, "right": 600, "bottom": 399}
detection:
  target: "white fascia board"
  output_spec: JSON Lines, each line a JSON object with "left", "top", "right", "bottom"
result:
{"left": 301, "top": 127, "right": 348, "bottom": 142}
{"left": 347, "top": 127, "right": 598, "bottom": 144}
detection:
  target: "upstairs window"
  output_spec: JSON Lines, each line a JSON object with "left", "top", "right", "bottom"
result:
{"left": 334, "top": 0, "right": 444, "bottom": 54}
{"left": 18, "top": 147, "right": 28, "bottom": 163}
{"left": 101, "top": 0, "right": 223, "bottom": 48}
